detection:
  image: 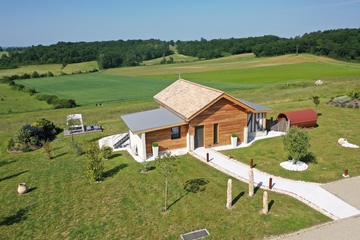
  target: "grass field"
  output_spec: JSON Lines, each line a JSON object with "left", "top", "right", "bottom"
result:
{"left": 0, "top": 132, "right": 329, "bottom": 239}
{"left": 15, "top": 74, "right": 175, "bottom": 106}
{"left": 0, "top": 61, "right": 98, "bottom": 77}
{"left": 0, "top": 53, "right": 359, "bottom": 239}
{"left": 12, "top": 54, "right": 360, "bottom": 106}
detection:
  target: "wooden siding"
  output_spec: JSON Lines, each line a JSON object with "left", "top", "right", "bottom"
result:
{"left": 145, "top": 124, "right": 188, "bottom": 153}
{"left": 189, "top": 97, "right": 248, "bottom": 147}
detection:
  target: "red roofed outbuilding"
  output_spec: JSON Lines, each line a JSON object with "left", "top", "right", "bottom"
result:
{"left": 277, "top": 109, "right": 318, "bottom": 128}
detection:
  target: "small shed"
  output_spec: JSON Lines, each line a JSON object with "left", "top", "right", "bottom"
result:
{"left": 277, "top": 109, "right": 317, "bottom": 128}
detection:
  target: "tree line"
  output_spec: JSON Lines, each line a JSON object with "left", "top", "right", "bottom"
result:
{"left": 1, "top": 28, "right": 359, "bottom": 70}
{"left": 176, "top": 28, "right": 360, "bottom": 61}
{"left": 0, "top": 39, "right": 172, "bottom": 69}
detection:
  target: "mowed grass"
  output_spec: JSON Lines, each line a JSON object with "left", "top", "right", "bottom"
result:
{"left": 222, "top": 99, "right": 360, "bottom": 183}
{"left": 0, "top": 131, "right": 329, "bottom": 239}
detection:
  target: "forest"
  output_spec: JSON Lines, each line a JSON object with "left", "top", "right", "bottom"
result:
{"left": 0, "top": 28, "right": 359, "bottom": 70}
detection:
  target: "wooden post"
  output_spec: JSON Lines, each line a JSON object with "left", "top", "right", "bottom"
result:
{"left": 263, "top": 191, "right": 268, "bottom": 214}
{"left": 250, "top": 158, "right": 253, "bottom": 168}
{"left": 206, "top": 153, "right": 209, "bottom": 162}
{"left": 345, "top": 169, "right": 348, "bottom": 176}
{"left": 226, "top": 179, "right": 232, "bottom": 209}
{"left": 269, "top": 178, "right": 273, "bottom": 190}
{"left": 249, "top": 168, "right": 254, "bottom": 196}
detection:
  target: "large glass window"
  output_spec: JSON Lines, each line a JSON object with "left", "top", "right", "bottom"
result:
{"left": 171, "top": 126, "right": 180, "bottom": 139}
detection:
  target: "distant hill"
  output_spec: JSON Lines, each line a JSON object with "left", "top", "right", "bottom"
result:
{"left": 1, "top": 28, "right": 359, "bottom": 70}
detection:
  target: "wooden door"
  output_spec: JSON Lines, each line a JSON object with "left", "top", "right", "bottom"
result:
{"left": 195, "top": 126, "right": 204, "bottom": 148}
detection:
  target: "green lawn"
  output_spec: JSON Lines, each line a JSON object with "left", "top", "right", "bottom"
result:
{"left": 222, "top": 99, "right": 360, "bottom": 183}
{"left": 0, "top": 132, "right": 329, "bottom": 239}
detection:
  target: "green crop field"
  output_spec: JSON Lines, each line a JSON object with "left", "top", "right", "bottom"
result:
{"left": 15, "top": 74, "right": 175, "bottom": 106}
{"left": 12, "top": 53, "right": 360, "bottom": 106}
{"left": 1, "top": 53, "right": 359, "bottom": 239}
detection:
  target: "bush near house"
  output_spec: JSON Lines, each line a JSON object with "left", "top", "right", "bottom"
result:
{"left": 101, "top": 146, "right": 113, "bottom": 159}
{"left": 7, "top": 118, "right": 57, "bottom": 152}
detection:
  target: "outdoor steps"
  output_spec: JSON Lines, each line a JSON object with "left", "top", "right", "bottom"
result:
{"left": 113, "top": 133, "right": 129, "bottom": 149}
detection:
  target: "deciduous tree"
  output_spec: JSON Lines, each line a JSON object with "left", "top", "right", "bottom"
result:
{"left": 156, "top": 152, "right": 178, "bottom": 212}
{"left": 283, "top": 126, "right": 311, "bottom": 164}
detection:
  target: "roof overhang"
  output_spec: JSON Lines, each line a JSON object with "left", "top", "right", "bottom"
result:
{"left": 121, "top": 108, "right": 186, "bottom": 134}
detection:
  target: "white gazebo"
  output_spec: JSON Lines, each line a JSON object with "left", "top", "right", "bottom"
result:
{"left": 66, "top": 114, "right": 85, "bottom": 132}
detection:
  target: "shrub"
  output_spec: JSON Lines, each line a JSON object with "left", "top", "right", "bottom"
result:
{"left": 8, "top": 119, "right": 57, "bottom": 152}
{"left": 101, "top": 146, "right": 113, "bottom": 159}
{"left": 347, "top": 89, "right": 359, "bottom": 99}
{"left": 283, "top": 126, "right": 311, "bottom": 164}
{"left": 348, "top": 104, "right": 353, "bottom": 108}
{"left": 341, "top": 103, "right": 346, "bottom": 107}
{"left": 7, "top": 138, "right": 15, "bottom": 149}
{"left": 335, "top": 103, "right": 339, "bottom": 107}
{"left": 22, "top": 87, "right": 37, "bottom": 95}
{"left": 42, "top": 139, "right": 54, "bottom": 159}
{"left": 31, "top": 71, "right": 40, "bottom": 78}
{"left": 332, "top": 95, "right": 352, "bottom": 104}
{"left": 29, "top": 136, "right": 41, "bottom": 146}
{"left": 53, "top": 98, "right": 76, "bottom": 109}
{"left": 21, "top": 145, "right": 31, "bottom": 152}
{"left": 152, "top": 142, "right": 158, "bottom": 147}
{"left": 20, "top": 73, "right": 31, "bottom": 79}
{"left": 355, "top": 105, "right": 359, "bottom": 109}
{"left": 141, "top": 160, "right": 151, "bottom": 173}
{"left": 14, "top": 127, "right": 33, "bottom": 145}
{"left": 35, "top": 94, "right": 59, "bottom": 104}
{"left": 32, "top": 118, "right": 56, "bottom": 138}
{"left": 231, "top": 133, "right": 237, "bottom": 137}
{"left": 84, "top": 142, "right": 104, "bottom": 181}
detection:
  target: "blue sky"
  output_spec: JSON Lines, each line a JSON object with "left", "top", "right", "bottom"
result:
{"left": 1, "top": 0, "right": 359, "bottom": 47}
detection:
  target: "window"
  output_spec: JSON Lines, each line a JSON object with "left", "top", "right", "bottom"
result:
{"left": 171, "top": 126, "right": 180, "bottom": 139}
{"left": 213, "top": 123, "right": 218, "bottom": 144}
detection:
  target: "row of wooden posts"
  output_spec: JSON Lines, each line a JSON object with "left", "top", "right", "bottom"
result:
{"left": 205, "top": 154, "right": 272, "bottom": 214}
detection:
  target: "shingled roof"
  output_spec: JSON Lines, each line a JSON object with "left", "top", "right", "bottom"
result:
{"left": 154, "top": 79, "right": 272, "bottom": 120}
{"left": 154, "top": 79, "right": 224, "bottom": 120}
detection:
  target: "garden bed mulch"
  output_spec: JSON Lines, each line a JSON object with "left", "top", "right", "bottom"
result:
{"left": 7, "top": 145, "right": 41, "bottom": 154}
{"left": 326, "top": 99, "right": 359, "bottom": 109}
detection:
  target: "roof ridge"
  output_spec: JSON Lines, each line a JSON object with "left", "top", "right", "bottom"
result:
{"left": 178, "top": 78, "right": 224, "bottom": 94}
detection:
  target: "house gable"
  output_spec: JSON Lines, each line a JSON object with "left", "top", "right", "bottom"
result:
{"left": 189, "top": 97, "right": 248, "bottom": 146}
{"left": 154, "top": 79, "right": 223, "bottom": 120}
{"left": 154, "top": 78, "right": 271, "bottom": 121}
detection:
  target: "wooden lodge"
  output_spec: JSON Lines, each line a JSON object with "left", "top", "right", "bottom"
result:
{"left": 121, "top": 79, "right": 272, "bottom": 160}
